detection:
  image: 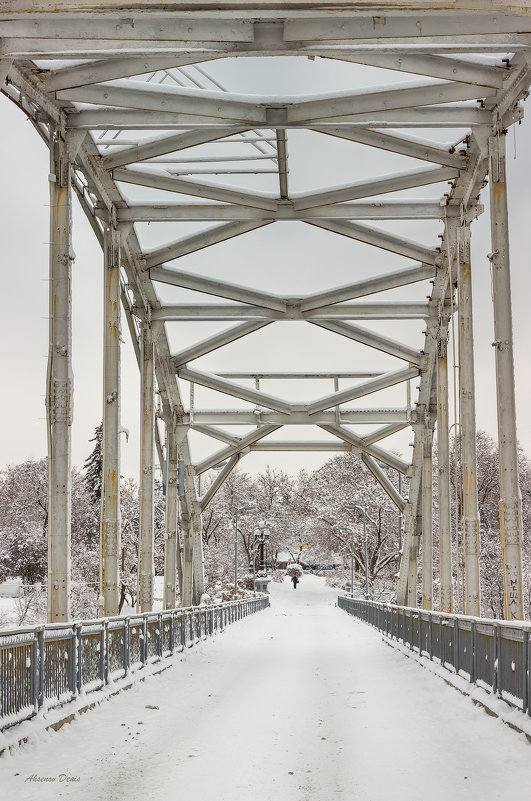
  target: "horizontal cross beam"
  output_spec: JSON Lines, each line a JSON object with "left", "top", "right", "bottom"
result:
{"left": 186, "top": 408, "right": 414, "bottom": 425}
{"left": 115, "top": 200, "right": 449, "bottom": 223}
{"left": 153, "top": 302, "right": 432, "bottom": 322}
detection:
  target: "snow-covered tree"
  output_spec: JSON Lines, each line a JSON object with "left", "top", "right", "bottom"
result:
{"left": 83, "top": 422, "right": 103, "bottom": 505}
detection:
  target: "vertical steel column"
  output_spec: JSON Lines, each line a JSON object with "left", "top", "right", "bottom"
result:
{"left": 437, "top": 326, "right": 453, "bottom": 613}
{"left": 489, "top": 131, "right": 525, "bottom": 620}
{"left": 138, "top": 323, "right": 155, "bottom": 613}
{"left": 421, "top": 428, "right": 433, "bottom": 610}
{"left": 163, "top": 419, "right": 178, "bottom": 610}
{"left": 457, "top": 222, "right": 481, "bottom": 616}
{"left": 407, "top": 517, "right": 420, "bottom": 608}
{"left": 101, "top": 223, "right": 121, "bottom": 617}
{"left": 46, "top": 132, "right": 73, "bottom": 623}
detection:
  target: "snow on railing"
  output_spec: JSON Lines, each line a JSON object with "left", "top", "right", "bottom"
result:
{"left": 0, "top": 595, "right": 269, "bottom": 730}
{"left": 338, "top": 596, "right": 531, "bottom": 717}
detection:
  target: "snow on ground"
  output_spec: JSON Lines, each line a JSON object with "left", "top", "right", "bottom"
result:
{"left": 1, "top": 575, "right": 531, "bottom": 801}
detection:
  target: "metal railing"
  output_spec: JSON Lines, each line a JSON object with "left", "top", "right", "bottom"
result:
{"left": 338, "top": 596, "right": 531, "bottom": 716}
{"left": 0, "top": 595, "right": 269, "bottom": 730}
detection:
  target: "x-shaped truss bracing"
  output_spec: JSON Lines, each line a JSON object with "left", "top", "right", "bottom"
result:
{"left": 2, "top": 0, "right": 529, "bottom": 622}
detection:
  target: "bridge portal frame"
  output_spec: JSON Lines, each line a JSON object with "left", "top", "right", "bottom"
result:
{"left": 1, "top": 1, "right": 529, "bottom": 621}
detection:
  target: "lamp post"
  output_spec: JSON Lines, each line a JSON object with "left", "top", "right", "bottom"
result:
{"left": 344, "top": 504, "right": 369, "bottom": 599}
{"left": 234, "top": 504, "right": 256, "bottom": 598}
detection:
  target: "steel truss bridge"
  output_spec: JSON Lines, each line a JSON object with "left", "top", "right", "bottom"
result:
{"left": 1, "top": 0, "right": 530, "bottom": 623}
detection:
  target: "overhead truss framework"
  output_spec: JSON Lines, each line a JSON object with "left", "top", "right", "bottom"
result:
{"left": 2, "top": 1, "right": 529, "bottom": 620}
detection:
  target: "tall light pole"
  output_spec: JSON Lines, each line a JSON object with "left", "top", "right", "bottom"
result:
{"left": 234, "top": 504, "right": 256, "bottom": 598}
{"left": 344, "top": 504, "right": 369, "bottom": 599}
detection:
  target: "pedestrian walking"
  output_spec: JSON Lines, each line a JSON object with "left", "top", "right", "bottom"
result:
{"left": 291, "top": 574, "right": 299, "bottom": 589}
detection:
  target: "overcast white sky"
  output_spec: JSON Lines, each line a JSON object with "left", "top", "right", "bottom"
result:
{"left": 2, "top": 55, "right": 531, "bottom": 482}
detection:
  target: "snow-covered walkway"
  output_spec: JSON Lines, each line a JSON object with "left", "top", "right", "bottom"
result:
{"left": 1, "top": 575, "right": 531, "bottom": 801}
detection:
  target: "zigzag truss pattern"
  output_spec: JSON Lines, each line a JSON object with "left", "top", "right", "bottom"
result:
{"left": 1, "top": 1, "right": 529, "bottom": 620}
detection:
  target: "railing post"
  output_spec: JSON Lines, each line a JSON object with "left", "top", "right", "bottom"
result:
{"left": 180, "top": 612, "right": 186, "bottom": 649}
{"left": 100, "top": 624, "right": 106, "bottom": 685}
{"left": 157, "top": 614, "right": 163, "bottom": 657}
{"left": 142, "top": 617, "right": 148, "bottom": 664}
{"left": 124, "top": 618, "right": 130, "bottom": 677}
{"left": 523, "top": 629, "right": 529, "bottom": 715}
{"left": 454, "top": 618, "right": 460, "bottom": 675}
{"left": 31, "top": 633, "right": 39, "bottom": 712}
{"left": 71, "top": 624, "right": 79, "bottom": 697}
{"left": 471, "top": 619, "right": 478, "bottom": 686}
{"left": 428, "top": 615, "right": 433, "bottom": 661}
{"left": 494, "top": 623, "right": 501, "bottom": 696}
{"left": 169, "top": 613, "right": 175, "bottom": 654}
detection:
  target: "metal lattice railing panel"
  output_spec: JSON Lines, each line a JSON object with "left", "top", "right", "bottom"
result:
{"left": 338, "top": 597, "right": 531, "bottom": 717}
{"left": 0, "top": 596, "right": 269, "bottom": 730}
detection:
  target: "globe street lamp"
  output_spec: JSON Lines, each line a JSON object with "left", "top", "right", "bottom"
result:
{"left": 344, "top": 504, "right": 369, "bottom": 599}
{"left": 234, "top": 504, "right": 256, "bottom": 598}
{"left": 253, "top": 521, "right": 270, "bottom": 591}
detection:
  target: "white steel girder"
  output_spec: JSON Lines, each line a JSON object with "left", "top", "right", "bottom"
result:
{"left": 3, "top": 2, "right": 530, "bottom": 619}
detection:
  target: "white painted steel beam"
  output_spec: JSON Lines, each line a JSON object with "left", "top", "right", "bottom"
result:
{"left": 361, "top": 453, "right": 406, "bottom": 512}
{"left": 139, "top": 324, "right": 155, "bottom": 613}
{"left": 318, "top": 423, "right": 410, "bottom": 474}
{"left": 153, "top": 302, "right": 431, "bottom": 322}
{"left": 113, "top": 167, "right": 278, "bottom": 211}
{"left": 362, "top": 422, "right": 410, "bottom": 446}
{"left": 45, "top": 54, "right": 220, "bottom": 92}
{"left": 194, "top": 424, "right": 282, "bottom": 474}
{"left": 276, "top": 129, "right": 289, "bottom": 199}
{"left": 101, "top": 127, "right": 249, "bottom": 170}
{"left": 150, "top": 266, "right": 287, "bottom": 312}
{"left": 283, "top": 14, "right": 531, "bottom": 42}
{"left": 178, "top": 366, "right": 293, "bottom": 414}
{"left": 163, "top": 419, "right": 178, "bottom": 610}
{"left": 144, "top": 221, "right": 271, "bottom": 268}
{"left": 192, "top": 424, "right": 240, "bottom": 446}
{"left": 184, "top": 408, "right": 412, "bottom": 425}
{"left": 47, "top": 134, "right": 72, "bottom": 624}
{"left": 300, "top": 263, "right": 436, "bottom": 312}
{"left": 437, "top": 327, "right": 453, "bottom": 614}
{"left": 101, "top": 224, "right": 121, "bottom": 617}
{"left": 66, "top": 106, "right": 493, "bottom": 130}
{"left": 311, "top": 320, "right": 423, "bottom": 365}
{"left": 305, "top": 219, "right": 440, "bottom": 265}
{"left": 0, "top": 17, "right": 255, "bottom": 43}
{"left": 457, "top": 223, "right": 480, "bottom": 617}
{"left": 421, "top": 429, "right": 433, "bottom": 610}
{"left": 293, "top": 166, "right": 459, "bottom": 210}
{"left": 290, "top": 82, "right": 497, "bottom": 123}
{"left": 171, "top": 321, "right": 272, "bottom": 366}
{"left": 325, "top": 52, "right": 506, "bottom": 88}
{"left": 56, "top": 80, "right": 266, "bottom": 122}
{"left": 199, "top": 454, "right": 240, "bottom": 511}
{"left": 307, "top": 366, "right": 419, "bottom": 415}
{"left": 116, "top": 201, "right": 448, "bottom": 222}
{"left": 310, "top": 126, "right": 465, "bottom": 168}
{"left": 489, "top": 132, "right": 525, "bottom": 621}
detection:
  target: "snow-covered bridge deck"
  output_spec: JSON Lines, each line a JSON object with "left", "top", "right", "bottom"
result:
{"left": 1, "top": 576, "right": 530, "bottom": 801}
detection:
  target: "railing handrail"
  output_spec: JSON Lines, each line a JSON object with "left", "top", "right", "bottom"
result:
{"left": 338, "top": 596, "right": 531, "bottom": 632}
{"left": 0, "top": 593, "right": 269, "bottom": 640}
